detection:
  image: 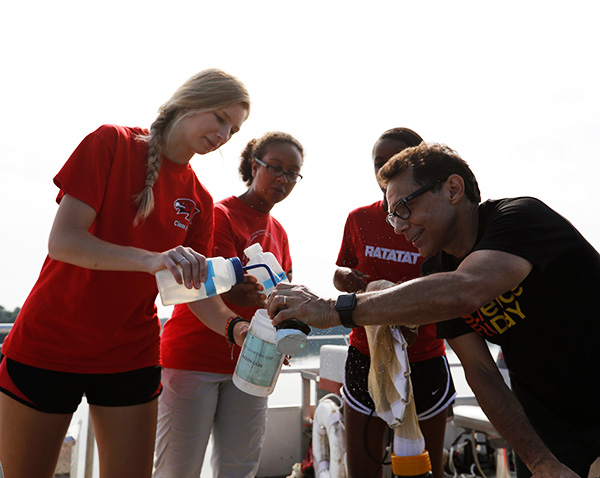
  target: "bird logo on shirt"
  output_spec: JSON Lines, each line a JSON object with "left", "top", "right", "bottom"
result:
{"left": 174, "top": 198, "right": 200, "bottom": 223}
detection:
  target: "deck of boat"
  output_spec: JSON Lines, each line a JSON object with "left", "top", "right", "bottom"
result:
{"left": 0, "top": 326, "right": 593, "bottom": 478}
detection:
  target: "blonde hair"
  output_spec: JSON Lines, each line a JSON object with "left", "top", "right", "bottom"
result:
{"left": 134, "top": 69, "right": 250, "bottom": 224}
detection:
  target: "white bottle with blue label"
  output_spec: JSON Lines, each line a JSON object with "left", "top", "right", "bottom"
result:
{"left": 243, "top": 243, "right": 288, "bottom": 296}
{"left": 155, "top": 256, "right": 244, "bottom": 306}
{"left": 242, "top": 243, "right": 310, "bottom": 356}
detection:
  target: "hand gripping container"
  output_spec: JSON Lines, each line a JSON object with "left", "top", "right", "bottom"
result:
{"left": 155, "top": 248, "right": 290, "bottom": 307}
{"left": 244, "top": 243, "right": 310, "bottom": 355}
{"left": 233, "top": 309, "right": 285, "bottom": 396}
{"left": 155, "top": 256, "right": 244, "bottom": 306}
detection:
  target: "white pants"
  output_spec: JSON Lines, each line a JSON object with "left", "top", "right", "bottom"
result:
{"left": 153, "top": 368, "right": 268, "bottom": 478}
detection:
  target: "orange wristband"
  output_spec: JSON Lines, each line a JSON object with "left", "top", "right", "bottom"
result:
{"left": 225, "top": 315, "right": 249, "bottom": 344}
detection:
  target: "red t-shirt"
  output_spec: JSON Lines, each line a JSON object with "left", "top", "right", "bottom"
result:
{"left": 160, "top": 196, "right": 292, "bottom": 374}
{"left": 336, "top": 201, "right": 445, "bottom": 362}
{"left": 2, "top": 124, "right": 214, "bottom": 373}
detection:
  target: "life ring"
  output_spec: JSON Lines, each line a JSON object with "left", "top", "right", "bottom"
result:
{"left": 312, "top": 394, "right": 347, "bottom": 478}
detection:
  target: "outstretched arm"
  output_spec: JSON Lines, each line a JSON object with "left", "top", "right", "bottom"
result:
{"left": 449, "top": 333, "right": 577, "bottom": 478}
{"left": 269, "top": 249, "right": 533, "bottom": 329}
{"left": 188, "top": 295, "right": 248, "bottom": 347}
{"left": 48, "top": 194, "right": 207, "bottom": 287}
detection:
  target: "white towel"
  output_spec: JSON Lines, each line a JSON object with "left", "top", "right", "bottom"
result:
{"left": 364, "top": 280, "right": 425, "bottom": 456}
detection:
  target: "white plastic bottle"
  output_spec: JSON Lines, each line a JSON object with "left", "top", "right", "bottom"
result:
{"left": 233, "top": 309, "right": 284, "bottom": 396}
{"left": 243, "top": 243, "right": 288, "bottom": 297}
{"left": 243, "top": 242, "right": 310, "bottom": 355}
{"left": 155, "top": 256, "right": 244, "bottom": 306}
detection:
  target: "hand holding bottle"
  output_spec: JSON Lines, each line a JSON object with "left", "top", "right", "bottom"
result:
{"left": 240, "top": 275, "right": 268, "bottom": 308}
{"left": 156, "top": 256, "right": 244, "bottom": 306}
{"left": 154, "top": 246, "right": 209, "bottom": 290}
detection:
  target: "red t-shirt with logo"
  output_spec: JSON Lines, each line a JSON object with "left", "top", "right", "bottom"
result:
{"left": 2, "top": 124, "right": 214, "bottom": 373}
{"left": 161, "top": 196, "right": 292, "bottom": 374}
{"left": 336, "top": 201, "right": 445, "bottom": 362}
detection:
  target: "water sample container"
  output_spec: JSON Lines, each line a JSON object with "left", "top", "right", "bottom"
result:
{"left": 243, "top": 243, "right": 310, "bottom": 354}
{"left": 243, "top": 243, "right": 288, "bottom": 297}
{"left": 156, "top": 256, "right": 244, "bottom": 306}
{"left": 233, "top": 309, "right": 284, "bottom": 396}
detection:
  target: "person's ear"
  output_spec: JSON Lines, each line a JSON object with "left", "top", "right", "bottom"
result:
{"left": 445, "top": 174, "right": 466, "bottom": 204}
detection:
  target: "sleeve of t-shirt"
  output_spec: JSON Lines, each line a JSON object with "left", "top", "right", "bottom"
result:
{"left": 421, "top": 250, "right": 476, "bottom": 339}
{"left": 53, "top": 125, "right": 116, "bottom": 212}
{"left": 474, "top": 197, "right": 578, "bottom": 273}
{"left": 336, "top": 213, "right": 359, "bottom": 268}
{"left": 436, "top": 317, "right": 474, "bottom": 339}
{"left": 438, "top": 197, "right": 578, "bottom": 340}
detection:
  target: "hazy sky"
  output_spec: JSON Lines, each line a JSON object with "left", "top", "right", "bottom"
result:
{"left": 1, "top": 1, "right": 599, "bottom": 318}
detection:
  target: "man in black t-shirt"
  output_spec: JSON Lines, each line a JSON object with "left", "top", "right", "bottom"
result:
{"left": 268, "top": 143, "right": 600, "bottom": 478}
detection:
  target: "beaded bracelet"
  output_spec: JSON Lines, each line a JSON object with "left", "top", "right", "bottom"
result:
{"left": 226, "top": 315, "right": 250, "bottom": 344}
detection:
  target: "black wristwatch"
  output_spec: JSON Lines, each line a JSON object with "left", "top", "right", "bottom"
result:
{"left": 335, "top": 293, "right": 357, "bottom": 328}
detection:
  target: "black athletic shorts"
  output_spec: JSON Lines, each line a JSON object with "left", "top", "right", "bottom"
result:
{"left": 0, "top": 355, "right": 162, "bottom": 414}
{"left": 342, "top": 345, "right": 456, "bottom": 420}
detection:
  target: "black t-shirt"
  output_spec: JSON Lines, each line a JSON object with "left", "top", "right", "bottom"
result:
{"left": 426, "top": 197, "right": 600, "bottom": 420}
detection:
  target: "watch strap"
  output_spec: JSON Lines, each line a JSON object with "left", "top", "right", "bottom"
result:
{"left": 336, "top": 293, "right": 358, "bottom": 328}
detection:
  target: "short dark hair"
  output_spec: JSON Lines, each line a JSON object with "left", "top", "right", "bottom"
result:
{"left": 239, "top": 132, "right": 304, "bottom": 186}
{"left": 377, "top": 143, "right": 481, "bottom": 204}
{"left": 377, "top": 127, "right": 423, "bottom": 148}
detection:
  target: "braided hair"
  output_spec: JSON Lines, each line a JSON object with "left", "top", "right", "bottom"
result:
{"left": 134, "top": 69, "right": 250, "bottom": 225}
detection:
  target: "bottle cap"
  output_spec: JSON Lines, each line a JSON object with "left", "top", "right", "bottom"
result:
{"left": 391, "top": 450, "right": 432, "bottom": 477}
{"left": 276, "top": 318, "right": 311, "bottom": 335}
{"left": 228, "top": 257, "right": 245, "bottom": 285}
{"left": 276, "top": 329, "right": 308, "bottom": 355}
{"left": 244, "top": 243, "right": 263, "bottom": 257}
{"left": 275, "top": 319, "right": 311, "bottom": 355}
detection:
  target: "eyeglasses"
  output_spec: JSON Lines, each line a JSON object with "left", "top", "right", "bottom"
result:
{"left": 386, "top": 182, "right": 437, "bottom": 226}
{"left": 254, "top": 158, "right": 303, "bottom": 183}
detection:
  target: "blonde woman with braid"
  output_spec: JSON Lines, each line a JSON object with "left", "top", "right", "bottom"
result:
{"left": 0, "top": 69, "right": 250, "bottom": 478}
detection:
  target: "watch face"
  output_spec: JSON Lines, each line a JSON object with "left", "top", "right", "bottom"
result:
{"left": 337, "top": 293, "right": 356, "bottom": 310}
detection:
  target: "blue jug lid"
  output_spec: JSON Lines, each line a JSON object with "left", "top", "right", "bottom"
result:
{"left": 228, "top": 257, "right": 244, "bottom": 285}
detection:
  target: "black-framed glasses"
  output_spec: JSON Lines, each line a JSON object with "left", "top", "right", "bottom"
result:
{"left": 386, "top": 182, "right": 437, "bottom": 226}
{"left": 254, "top": 158, "right": 303, "bottom": 183}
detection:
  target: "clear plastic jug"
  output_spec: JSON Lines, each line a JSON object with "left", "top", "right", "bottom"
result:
{"left": 155, "top": 256, "right": 244, "bottom": 306}
{"left": 243, "top": 243, "right": 288, "bottom": 297}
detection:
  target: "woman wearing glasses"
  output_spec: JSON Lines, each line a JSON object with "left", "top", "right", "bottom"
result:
{"left": 334, "top": 128, "right": 455, "bottom": 478}
{"left": 155, "top": 132, "right": 304, "bottom": 478}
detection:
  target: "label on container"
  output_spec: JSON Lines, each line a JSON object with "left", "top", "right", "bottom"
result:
{"left": 203, "top": 260, "right": 216, "bottom": 296}
{"left": 263, "top": 271, "right": 288, "bottom": 291}
{"left": 235, "top": 332, "right": 282, "bottom": 387}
